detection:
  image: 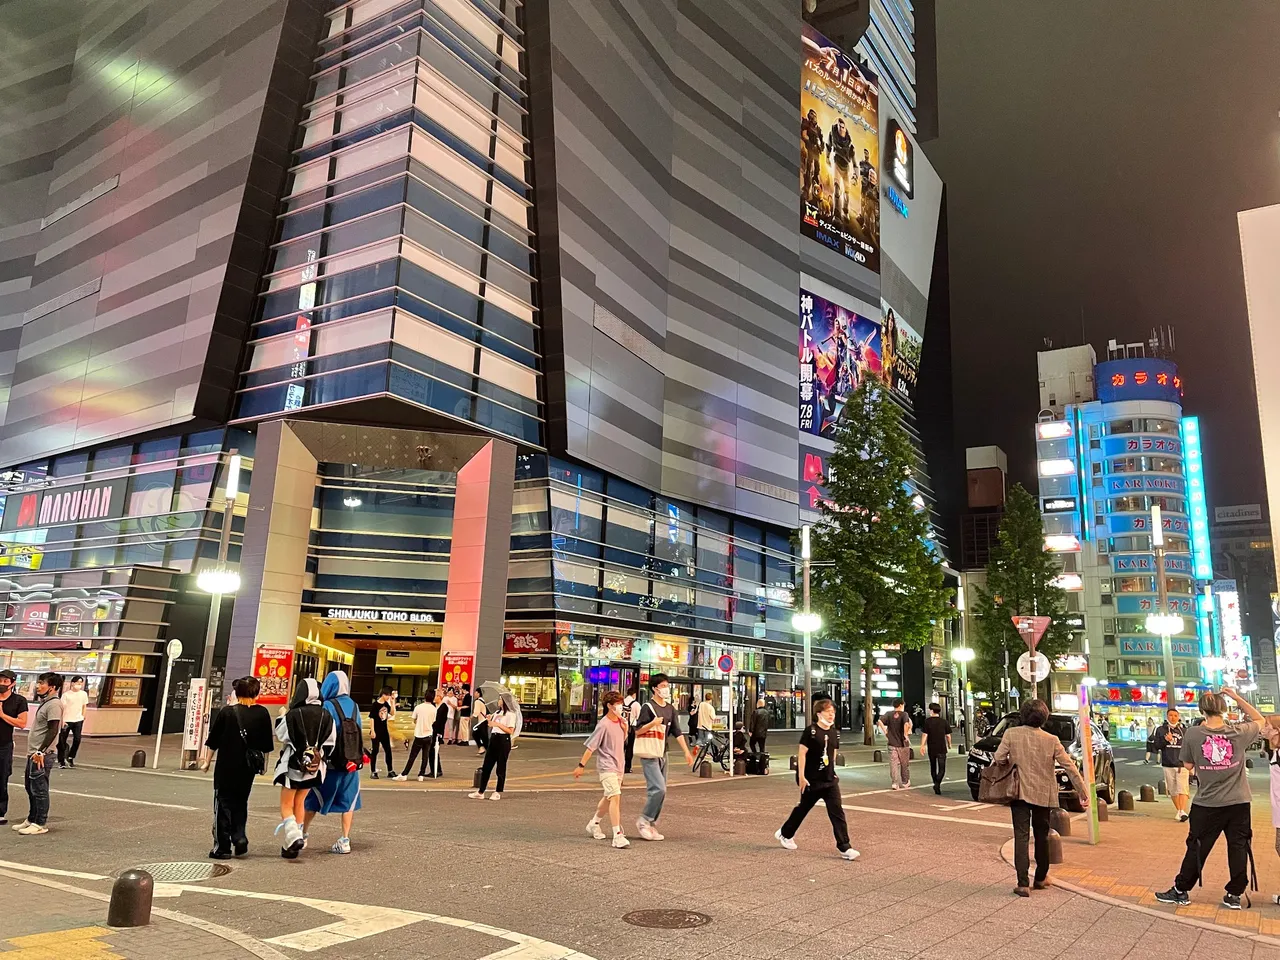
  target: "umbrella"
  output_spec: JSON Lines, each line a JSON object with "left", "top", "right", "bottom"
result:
{"left": 478, "top": 680, "right": 523, "bottom": 739}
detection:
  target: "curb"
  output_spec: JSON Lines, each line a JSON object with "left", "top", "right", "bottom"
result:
{"left": 997, "top": 838, "right": 1280, "bottom": 946}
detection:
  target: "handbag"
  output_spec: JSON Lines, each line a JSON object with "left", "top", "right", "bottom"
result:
{"left": 633, "top": 705, "right": 667, "bottom": 759}
{"left": 978, "top": 756, "right": 1020, "bottom": 805}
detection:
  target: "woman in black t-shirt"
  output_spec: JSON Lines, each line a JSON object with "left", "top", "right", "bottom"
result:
{"left": 774, "top": 698, "right": 858, "bottom": 861}
{"left": 201, "top": 676, "right": 274, "bottom": 860}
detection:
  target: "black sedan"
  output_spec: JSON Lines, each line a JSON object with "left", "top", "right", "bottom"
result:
{"left": 966, "top": 712, "right": 1116, "bottom": 811}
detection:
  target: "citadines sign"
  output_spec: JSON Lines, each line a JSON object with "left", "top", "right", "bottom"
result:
{"left": 1214, "top": 504, "right": 1263, "bottom": 523}
{"left": 2, "top": 478, "right": 128, "bottom": 532}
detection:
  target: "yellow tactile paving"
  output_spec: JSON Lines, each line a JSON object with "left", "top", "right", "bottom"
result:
{"left": 1106, "top": 884, "right": 1148, "bottom": 898}
{"left": 1078, "top": 874, "right": 1120, "bottom": 890}
{"left": 1053, "top": 867, "right": 1090, "bottom": 879}
{"left": 1258, "top": 917, "right": 1280, "bottom": 936}
{"left": 1176, "top": 903, "right": 1220, "bottom": 919}
{"left": 1214, "top": 909, "right": 1260, "bottom": 929}
{"left": 4, "top": 926, "right": 122, "bottom": 960}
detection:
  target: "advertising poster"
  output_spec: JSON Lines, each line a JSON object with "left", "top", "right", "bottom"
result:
{"left": 800, "top": 24, "right": 880, "bottom": 270}
{"left": 441, "top": 652, "right": 474, "bottom": 686}
{"left": 880, "top": 300, "right": 921, "bottom": 404}
{"left": 251, "top": 644, "right": 296, "bottom": 705}
{"left": 799, "top": 289, "right": 882, "bottom": 438}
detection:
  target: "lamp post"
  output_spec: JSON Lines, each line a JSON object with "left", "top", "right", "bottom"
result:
{"left": 952, "top": 646, "right": 975, "bottom": 750}
{"left": 1146, "top": 504, "right": 1184, "bottom": 709}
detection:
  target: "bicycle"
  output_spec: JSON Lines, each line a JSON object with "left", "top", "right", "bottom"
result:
{"left": 692, "top": 731, "right": 731, "bottom": 773}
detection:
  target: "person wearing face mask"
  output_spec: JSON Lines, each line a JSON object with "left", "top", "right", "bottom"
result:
{"left": 57, "top": 675, "right": 89, "bottom": 769}
{"left": 574, "top": 690, "right": 631, "bottom": 848}
{"left": 0, "top": 670, "right": 30, "bottom": 826}
{"left": 775, "top": 697, "right": 858, "bottom": 860}
{"left": 632, "top": 673, "right": 695, "bottom": 841}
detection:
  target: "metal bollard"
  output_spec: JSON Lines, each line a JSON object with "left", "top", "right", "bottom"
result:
{"left": 107, "top": 870, "right": 153, "bottom": 928}
{"left": 1157, "top": 779, "right": 1167, "bottom": 795}
{"left": 1050, "top": 807, "right": 1071, "bottom": 837}
{"left": 1117, "top": 789, "right": 1134, "bottom": 811}
{"left": 1096, "top": 799, "right": 1109, "bottom": 821}
{"left": 1139, "top": 784, "right": 1156, "bottom": 803}
{"left": 1046, "top": 829, "right": 1064, "bottom": 864}
{"left": 873, "top": 749, "right": 884, "bottom": 763}
{"left": 130, "top": 750, "right": 146, "bottom": 768}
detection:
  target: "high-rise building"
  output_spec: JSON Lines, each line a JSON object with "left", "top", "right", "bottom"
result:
{"left": 1033, "top": 340, "right": 1220, "bottom": 727}
{"left": 0, "top": 0, "right": 953, "bottom": 737}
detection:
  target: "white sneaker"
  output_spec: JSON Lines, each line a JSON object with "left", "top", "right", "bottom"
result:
{"left": 637, "top": 820, "right": 664, "bottom": 841}
{"left": 587, "top": 819, "right": 606, "bottom": 840}
{"left": 775, "top": 829, "right": 797, "bottom": 851}
{"left": 611, "top": 833, "right": 631, "bottom": 849}
{"left": 18, "top": 823, "right": 48, "bottom": 835}
{"left": 1177, "top": 811, "right": 1189, "bottom": 822}
{"left": 488, "top": 792, "right": 501, "bottom": 801}
{"left": 841, "top": 848, "right": 861, "bottom": 861}
{"left": 468, "top": 791, "right": 486, "bottom": 800}
{"left": 392, "top": 774, "right": 407, "bottom": 782}
{"left": 10, "top": 819, "right": 29, "bottom": 831}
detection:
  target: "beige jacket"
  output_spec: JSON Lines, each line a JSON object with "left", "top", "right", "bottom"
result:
{"left": 992, "top": 724, "right": 1088, "bottom": 808}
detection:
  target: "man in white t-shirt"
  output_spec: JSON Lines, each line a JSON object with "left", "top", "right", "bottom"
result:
{"left": 394, "top": 694, "right": 439, "bottom": 781}
{"left": 57, "top": 675, "right": 90, "bottom": 769}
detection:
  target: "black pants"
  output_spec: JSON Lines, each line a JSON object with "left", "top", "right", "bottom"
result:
{"left": 57, "top": 721, "right": 83, "bottom": 766}
{"left": 624, "top": 729, "right": 635, "bottom": 774}
{"left": 473, "top": 722, "right": 489, "bottom": 750}
{"left": 369, "top": 730, "right": 393, "bottom": 775}
{"left": 779, "top": 780, "right": 850, "bottom": 852}
{"left": 750, "top": 735, "right": 767, "bottom": 755}
{"left": 402, "top": 736, "right": 435, "bottom": 777}
{"left": 1011, "top": 800, "right": 1052, "bottom": 886}
{"left": 1175, "top": 802, "right": 1253, "bottom": 895}
{"left": 212, "top": 782, "right": 251, "bottom": 853}
{"left": 479, "top": 733, "right": 510, "bottom": 792}
{"left": 928, "top": 752, "right": 946, "bottom": 789}
{"left": 0, "top": 742, "right": 11, "bottom": 819}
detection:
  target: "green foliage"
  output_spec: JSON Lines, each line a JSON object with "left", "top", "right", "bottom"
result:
{"left": 972, "top": 483, "right": 1072, "bottom": 691}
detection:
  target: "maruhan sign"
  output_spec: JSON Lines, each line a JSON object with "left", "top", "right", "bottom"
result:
{"left": 1214, "top": 504, "right": 1263, "bottom": 524}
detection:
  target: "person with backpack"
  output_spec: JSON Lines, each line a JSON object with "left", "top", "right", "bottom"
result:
{"left": 273, "top": 678, "right": 334, "bottom": 859}
{"left": 303, "top": 671, "right": 365, "bottom": 855}
{"left": 200, "top": 676, "right": 273, "bottom": 859}
{"left": 622, "top": 685, "right": 641, "bottom": 774}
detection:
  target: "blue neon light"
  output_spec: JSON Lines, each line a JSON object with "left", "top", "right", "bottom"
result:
{"left": 1181, "top": 417, "right": 1213, "bottom": 580}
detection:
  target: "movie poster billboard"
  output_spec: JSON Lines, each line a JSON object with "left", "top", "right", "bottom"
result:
{"left": 801, "top": 24, "right": 880, "bottom": 271}
{"left": 800, "top": 289, "right": 883, "bottom": 438}
{"left": 881, "top": 300, "right": 921, "bottom": 404}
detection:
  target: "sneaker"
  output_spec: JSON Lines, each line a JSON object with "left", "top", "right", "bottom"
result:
{"left": 0, "top": 817, "right": 6, "bottom": 826}
{"left": 1222, "top": 894, "right": 1243, "bottom": 910}
{"left": 841, "top": 848, "right": 861, "bottom": 861}
{"left": 488, "top": 792, "right": 501, "bottom": 801}
{"left": 890, "top": 784, "right": 900, "bottom": 790}
{"left": 274, "top": 818, "right": 305, "bottom": 856}
{"left": 775, "top": 829, "right": 797, "bottom": 851}
{"left": 233, "top": 843, "right": 249, "bottom": 858}
{"left": 587, "top": 819, "right": 606, "bottom": 840}
{"left": 370, "top": 771, "right": 380, "bottom": 780}
{"left": 17, "top": 823, "right": 48, "bottom": 835}
{"left": 209, "top": 849, "right": 234, "bottom": 860}
{"left": 67, "top": 758, "right": 75, "bottom": 769}
{"left": 637, "top": 820, "right": 663, "bottom": 841}
{"left": 1177, "top": 811, "right": 1189, "bottom": 822}
{"left": 331, "top": 837, "right": 351, "bottom": 855}
{"left": 1154, "top": 886, "right": 1190, "bottom": 906}
{"left": 468, "top": 791, "right": 486, "bottom": 800}
{"left": 10, "top": 820, "right": 28, "bottom": 831}
{"left": 418, "top": 775, "right": 426, "bottom": 782}
{"left": 392, "top": 774, "right": 407, "bottom": 782}
{"left": 611, "top": 833, "right": 631, "bottom": 849}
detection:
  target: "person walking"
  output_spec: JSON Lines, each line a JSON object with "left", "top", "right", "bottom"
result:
{"left": 750, "top": 698, "right": 770, "bottom": 755}
{"left": 469, "top": 696, "right": 517, "bottom": 800}
{"left": 201, "top": 676, "right": 273, "bottom": 859}
{"left": 992, "top": 698, "right": 1088, "bottom": 896}
{"left": 0, "top": 670, "right": 29, "bottom": 827}
{"left": 1152, "top": 707, "right": 1190, "bottom": 821}
{"left": 56, "top": 675, "right": 89, "bottom": 769}
{"left": 877, "top": 699, "right": 913, "bottom": 789}
{"left": 395, "top": 691, "right": 439, "bottom": 781}
{"left": 303, "top": 671, "right": 364, "bottom": 855}
{"left": 696, "top": 692, "right": 718, "bottom": 746}
{"left": 622, "top": 685, "right": 640, "bottom": 774}
{"left": 687, "top": 695, "right": 700, "bottom": 743}
{"left": 632, "top": 674, "right": 695, "bottom": 841}
{"left": 574, "top": 690, "right": 630, "bottom": 848}
{"left": 920, "top": 702, "right": 952, "bottom": 794}
{"left": 1156, "top": 689, "right": 1266, "bottom": 909}
{"left": 367, "top": 687, "right": 396, "bottom": 780}
{"left": 272, "top": 678, "right": 334, "bottom": 859}
{"left": 775, "top": 698, "right": 858, "bottom": 860}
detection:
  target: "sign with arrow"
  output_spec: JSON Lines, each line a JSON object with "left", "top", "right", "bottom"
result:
{"left": 1012, "top": 615, "right": 1052, "bottom": 652}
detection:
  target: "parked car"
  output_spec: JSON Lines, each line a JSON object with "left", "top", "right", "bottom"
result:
{"left": 966, "top": 711, "right": 1116, "bottom": 811}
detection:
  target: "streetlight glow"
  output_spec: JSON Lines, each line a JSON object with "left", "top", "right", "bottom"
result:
{"left": 1145, "top": 612, "right": 1184, "bottom": 635}
{"left": 791, "top": 611, "right": 822, "bottom": 633}
{"left": 197, "top": 569, "right": 241, "bottom": 595}
{"left": 951, "top": 646, "right": 975, "bottom": 663}
{"left": 225, "top": 454, "right": 242, "bottom": 501}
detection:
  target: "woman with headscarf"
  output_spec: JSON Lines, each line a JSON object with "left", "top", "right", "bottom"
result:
{"left": 273, "top": 678, "right": 334, "bottom": 859}
{"left": 302, "top": 671, "right": 364, "bottom": 854}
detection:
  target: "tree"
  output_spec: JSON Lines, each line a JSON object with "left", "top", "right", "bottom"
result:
{"left": 972, "top": 483, "right": 1072, "bottom": 708}
{"left": 808, "top": 379, "right": 954, "bottom": 743}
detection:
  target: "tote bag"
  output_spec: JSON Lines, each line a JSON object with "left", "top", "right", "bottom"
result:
{"left": 633, "top": 705, "right": 667, "bottom": 759}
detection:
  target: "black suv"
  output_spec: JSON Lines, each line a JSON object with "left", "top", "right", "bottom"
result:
{"left": 966, "top": 711, "right": 1116, "bottom": 811}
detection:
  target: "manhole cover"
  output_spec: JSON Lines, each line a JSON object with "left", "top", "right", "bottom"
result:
{"left": 622, "top": 909, "right": 711, "bottom": 929}
{"left": 118, "top": 862, "right": 231, "bottom": 883}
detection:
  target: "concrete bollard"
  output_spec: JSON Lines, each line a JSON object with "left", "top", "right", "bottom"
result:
{"left": 1246, "top": 758, "right": 1255, "bottom": 769}
{"left": 698, "top": 762, "right": 713, "bottom": 779}
{"left": 1157, "top": 779, "right": 1167, "bottom": 795}
{"left": 789, "top": 755, "right": 798, "bottom": 771}
{"left": 1139, "top": 784, "right": 1156, "bottom": 803}
{"left": 835, "top": 752, "right": 846, "bottom": 767}
{"left": 107, "top": 870, "right": 153, "bottom": 928}
{"left": 1046, "top": 829, "right": 1064, "bottom": 865}
{"left": 1117, "top": 789, "right": 1134, "bottom": 811}
{"left": 130, "top": 750, "right": 146, "bottom": 768}
{"left": 873, "top": 749, "right": 884, "bottom": 763}
{"left": 734, "top": 759, "right": 746, "bottom": 776}
{"left": 1049, "top": 807, "right": 1071, "bottom": 837}
{"left": 1097, "top": 799, "right": 1109, "bottom": 821}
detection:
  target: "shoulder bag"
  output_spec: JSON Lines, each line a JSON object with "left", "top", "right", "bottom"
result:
{"left": 978, "top": 755, "right": 1020, "bottom": 805}
{"left": 633, "top": 704, "right": 667, "bottom": 759}
{"left": 233, "top": 705, "right": 267, "bottom": 776}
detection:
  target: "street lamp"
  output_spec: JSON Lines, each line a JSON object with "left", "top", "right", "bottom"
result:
{"left": 952, "top": 646, "right": 975, "bottom": 749}
{"left": 1201, "top": 655, "right": 1229, "bottom": 687}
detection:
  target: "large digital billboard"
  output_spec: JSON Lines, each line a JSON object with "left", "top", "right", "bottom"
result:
{"left": 881, "top": 300, "right": 920, "bottom": 405}
{"left": 799, "top": 289, "right": 882, "bottom": 438}
{"left": 801, "top": 24, "right": 879, "bottom": 271}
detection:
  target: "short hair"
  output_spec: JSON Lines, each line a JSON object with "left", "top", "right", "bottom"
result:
{"left": 381, "top": 686, "right": 393, "bottom": 696}
{"left": 232, "top": 676, "right": 261, "bottom": 699}
{"left": 1019, "top": 698, "right": 1050, "bottom": 728}
{"left": 893, "top": 698, "right": 904, "bottom": 708}
{"left": 813, "top": 697, "right": 835, "bottom": 719}
{"left": 1200, "top": 692, "right": 1227, "bottom": 717}
{"left": 648, "top": 673, "right": 669, "bottom": 690}
{"left": 929, "top": 702, "right": 941, "bottom": 714}
{"left": 38, "top": 671, "right": 63, "bottom": 693}
{"left": 70, "top": 674, "right": 85, "bottom": 684}
{"left": 704, "top": 691, "right": 714, "bottom": 700}
{"left": 601, "top": 690, "right": 624, "bottom": 710}
{"left": 1167, "top": 707, "right": 1180, "bottom": 716}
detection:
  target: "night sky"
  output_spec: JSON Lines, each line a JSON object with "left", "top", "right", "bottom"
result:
{"left": 927, "top": 1, "right": 1280, "bottom": 512}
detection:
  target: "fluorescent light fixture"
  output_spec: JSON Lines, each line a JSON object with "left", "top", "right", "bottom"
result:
{"left": 1036, "top": 421, "right": 1073, "bottom": 440}
{"left": 951, "top": 646, "right": 975, "bottom": 663}
{"left": 801, "top": 524, "right": 811, "bottom": 560}
{"left": 225, "top": 454, "right": 242, "bottom": 500}
{"left": 343, "top": 495, "right": 362, "bottom": 507}
{"left": 1151, "top": 504, "right": 1164, "bottom": 547}
{"left": 1038, "top": 458, "right": 1075, "bottom": 477}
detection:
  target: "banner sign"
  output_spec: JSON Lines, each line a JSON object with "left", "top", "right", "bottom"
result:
{"left": 1102, "top": 435, "right": 1182, "bottom": 458}
{"left": 1112, "top": 554, "right": 1193, "bottom": 575}
{"left": 440, "top": 652, "right": 474, "bottom": 686}
{"left": 1108, "top": 513, "right": 1189, "bottom": 535}
{"left": 1105, "top": 475, "right": 1185, "bottom": 495}
{"left": 1, "top": 477, "right": 129, "bottom": 532}
{"left": 503, "top": 632, "right": 553, "bottom": 654}
{"left": 1119, "top": 637, "right": 1197, "bottom": 657}
{"left": 182, "top": 677, "right": 208, "bottom": 751}
{"left": 1115, "top": 595, "right": 1195, "bottom": 614}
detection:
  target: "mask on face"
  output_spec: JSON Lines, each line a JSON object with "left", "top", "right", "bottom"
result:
{"left": 0, "top": 683, "right": 10, "bottom": 694}
{"left": 657, "top": 687, "right": 671, "bottom": 702}
{"left": 611, "top": 703, "right": 623, "bottom": 717}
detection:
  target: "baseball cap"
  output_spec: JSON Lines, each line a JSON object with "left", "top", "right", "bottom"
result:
{"left": 0, "top": 669, "right": 16, "bottom": 682}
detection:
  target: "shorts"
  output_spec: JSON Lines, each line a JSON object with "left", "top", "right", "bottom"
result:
{"left": 1163, "top": 766, "right": 1190, "bottom": 797}
{"left": 599, "top": 772, "right": 622, "bottom": 798}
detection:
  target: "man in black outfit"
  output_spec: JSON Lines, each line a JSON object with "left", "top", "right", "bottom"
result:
{"left": 201, "top": 676, "right": 274, "bottom": 859}
{"left": 775, "top": 698, "right": 858, "bottom": 860}
{"left": 749, "top": 698, "right": 770, "bottom": 755}
{"left": 429, "top": 688, "right": 449, "bottom": 777}
{"left": 367, "top": 687, "right": 396, "bottom": 779}
{"left": 0, "top": 670, "right": 29, "bottom": 826}
{"left": 919, "top": 702, "right": 952, "bottom": 794}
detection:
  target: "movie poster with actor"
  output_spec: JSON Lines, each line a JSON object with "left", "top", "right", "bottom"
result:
{"left": 800, "top": 289, "right": 883, "bottom": 439}
{"left": 881, "top": 299, "right": 922, "bottom": 405}
{"left": 801, "top": 24, "right": 880, "bottom": 272}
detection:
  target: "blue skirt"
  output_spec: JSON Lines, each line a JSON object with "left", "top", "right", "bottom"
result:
{"left": 304, "top": 768, "right": 362, "bottom": 815}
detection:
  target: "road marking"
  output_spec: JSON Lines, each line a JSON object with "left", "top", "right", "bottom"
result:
{"left": 843, "top": 803, "right": 1012, "bottom": 830}
{"left": 0, "top": 859, "right": 108, "bottom": 880}
{"left": 5, "top": 926, "right": 121, "bottom": 960}
{"left": 51, "top": 789, "right": 199, "bottom": 811}
{"left": 931, "top": 800, "right": 991, "bottom": 812}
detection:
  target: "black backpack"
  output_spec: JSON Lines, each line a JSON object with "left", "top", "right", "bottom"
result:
{"left": 329, "top": 699, "right": 365, "bottom": 770}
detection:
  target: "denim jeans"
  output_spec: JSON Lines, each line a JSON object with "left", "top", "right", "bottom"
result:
{"left": 640, "top": 756, "right": 667, "bottom": 823}
{"left": 25, "top": 755, "right": 51, "bottom": 825}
